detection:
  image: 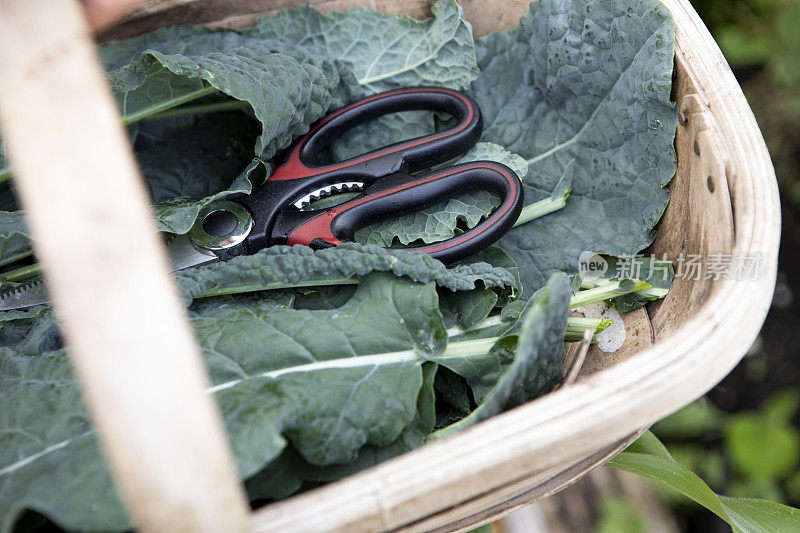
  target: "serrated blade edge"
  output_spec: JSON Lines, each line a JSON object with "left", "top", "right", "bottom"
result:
{"left": 0, "top": 278, "right": 51, "bottom": 311}
{"left": 292, "top": 181, "right": 364, "bottom": 210}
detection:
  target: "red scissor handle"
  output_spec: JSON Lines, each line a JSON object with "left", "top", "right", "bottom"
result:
{"left": 270, "top": 162, "right": 523, "bottom": 264}
{"left": 270, "top": 87, "right": 481, "bottom": 181}
{"left": 237, "top": 87, "right": 483, "bottom": 252}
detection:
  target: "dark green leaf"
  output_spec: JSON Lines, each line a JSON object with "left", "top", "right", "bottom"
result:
{"left": 252, "top": 0, "right": 478, "bottom": 95}
{"left": 175, "top": 243, "right": 519, "bottom": 306}
{"left": 0, "top": 211, "right": 31, "bottom": 267}
{"left": 101, "top": 25, "right": 347, "bottom": 161}
{"left": 0, "top": 348, "right": 129, "bottom": 532}
{"left": 246, "top": 362, "right": 438, "bottom": 500}
{"left": 135, "top": 113, "right": 262, "bottom": 233}
{"left": 434, "top": 271, "right": 570, "bottom": 436}
{"left": 471, "top": 0, "right": 678, "bottom": 295}
{"left": 0, "top": 274, "right": 448, "bottom": 530}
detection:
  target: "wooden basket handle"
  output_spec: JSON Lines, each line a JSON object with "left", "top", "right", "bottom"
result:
{"left": 0, "top": 1, "right": 249, "bottom": 530}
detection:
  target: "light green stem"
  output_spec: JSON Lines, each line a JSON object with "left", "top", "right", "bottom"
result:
{"left": 564, "top": 330, "right": 598, "bottom": 343}
{"left": 439, "top": 337, "right": 498, "bottom": 358}
{"left": 121, "top": 85, "right": 219, "bottom": 126}
{"left": 0, "top": 262, "right": 41, "bottom": 282}
{"left": 566, "top": 316, "right": 604, "bottom": 330}
{"left": 0, "top": 250, "right": 34, "bottom": 269}
{"left": 147, "top": 99, "right": 249, "bottom": 121}
{"left": 0, "top": 167, "right": 11, "bottom": 185}
{"left": 514, "top": 195, "right": 568, "bottom": 227}
{"left": 566, "top": 316, "right": 613, "bottom": 335}
{"left": 569, "top": 280, "right": 651, "bottom": 309}
{"left": 198, "top": 278, "right": 358, "bottom": 299}
{"left": 581, "top": 279, "right": 668, "bottom": 299}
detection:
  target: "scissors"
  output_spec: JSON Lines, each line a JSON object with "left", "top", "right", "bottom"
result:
{"left": 0, "top": 87, "right": 523, "bottom": 311}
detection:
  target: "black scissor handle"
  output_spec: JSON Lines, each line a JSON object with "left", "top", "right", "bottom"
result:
{"left": 269, "top": 87, "right": 482, "bottom": 183}
{"left": 239, "top": 87, "right": 483, "bottom": 252}
{"left": 272, "top": 162, "right": 523, "bottom": 264}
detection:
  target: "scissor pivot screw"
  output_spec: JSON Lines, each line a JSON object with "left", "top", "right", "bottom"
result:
{"left": 189, "top": 201, "right": 253, "bottom": 252}
{"left": 203, "top": 209, "right": 238, "bottom": 237}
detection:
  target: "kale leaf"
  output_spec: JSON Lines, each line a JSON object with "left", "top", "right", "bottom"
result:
{"left": 252, "top": 0, "right": 478, "bottom": 95}
{"left": 470, "top": 0, "right": 678, "bottom": 295}
{"left": 175, "top": 242, "right": 519, "bottom": 305}
{"left": 0, "top": 274, "right": 448, "bottom": 531}
{"left": 434, "top": 272, "right": 571, "bottom": 437}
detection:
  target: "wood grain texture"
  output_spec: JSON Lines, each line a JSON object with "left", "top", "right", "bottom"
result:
{"left": 0, "top": 1, "right": 249, "bottom": 531}
{"left": 97, "top": 0, "right": 534, "bottom": 40}
{"left": 89, "top": 0, "right": 780, "bottom": 531}
{"left": 647, "top": 77, "right": 737, "bottom": 340}
{"left": 98, "top": 0, "right": 436, "bottom": 41}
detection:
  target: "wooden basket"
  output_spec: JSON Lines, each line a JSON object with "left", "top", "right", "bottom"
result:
{"left": 0, "top": 0, "right": 780, "bottom": 532}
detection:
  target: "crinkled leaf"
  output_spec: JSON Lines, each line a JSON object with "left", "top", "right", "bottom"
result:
{"left": 0, "top": 348, "right": 128, "bottom": 532}
{"left": 471, "top": 0, "right": 678, "bottom": 295}
{"left": 195, "top": 273, "right": 445, "bottom": 470}
{"left": 438, "top": 246, "right": 521, "bottom": 329}
{"left": 355, "top": 190, "right": 500, "bottom": 247}
{"left": 354, "top": 143, "right": 527, "bottom": 246}
{"left": 456, "top": 242, "right": 522, "bottom": 292}
{"left": 434, "top": 272, "right": 570, "bottom": 437}
{"left": 135, "top": 113, "right": 263, "bottom": 233}
{"left": 175, "top": 243, "right": 519, "bottom": 306}
{"left": 451, "top": 142, "right": 530, "bottom": 179}
{"left": 0, "top": 306, "right": 60, "bottom": 355}
{"left": 0, "top": 211, "right": 32, "bottom": 267}
{"left": 246, "top": 362, "right": 438, "bottom": 500}
{"left": 0, "top": 273, "right": 447, "bottom": 531}
{"left": 253, "top": 0, "right": 478, "bottom": 95}
{"left": 100, "top": 25, "right": 347, "bottom": 161}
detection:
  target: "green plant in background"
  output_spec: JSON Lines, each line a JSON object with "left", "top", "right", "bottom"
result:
{"left": 692, "top": 0, "right": 800, "bottom": 92}
{"left": 607, "top": 431, "right": 800, "bottom": 532}
{"left": 598, "top": 389, "right": 799, "bottom": 532}
{"left": 596, "top": 498, "right": 648, "bottom": 533}
{"left": 725, "top": 391, "right": 800, "bottom": 501}
{"left": 654, "top": 391, "right": 800, "bottom": 506}
{"left": 691, "top": 0, "right": 800, "bottom": 204}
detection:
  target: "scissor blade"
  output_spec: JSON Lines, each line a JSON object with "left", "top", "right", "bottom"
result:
{"left": 0, "top": 278, "right": 50, "bottom": 311}
{"left": 166, "top": 234, "right": 219, "bottom": 271}
{"left": 0, "top": 235, "right": 219, "bottom": 312}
